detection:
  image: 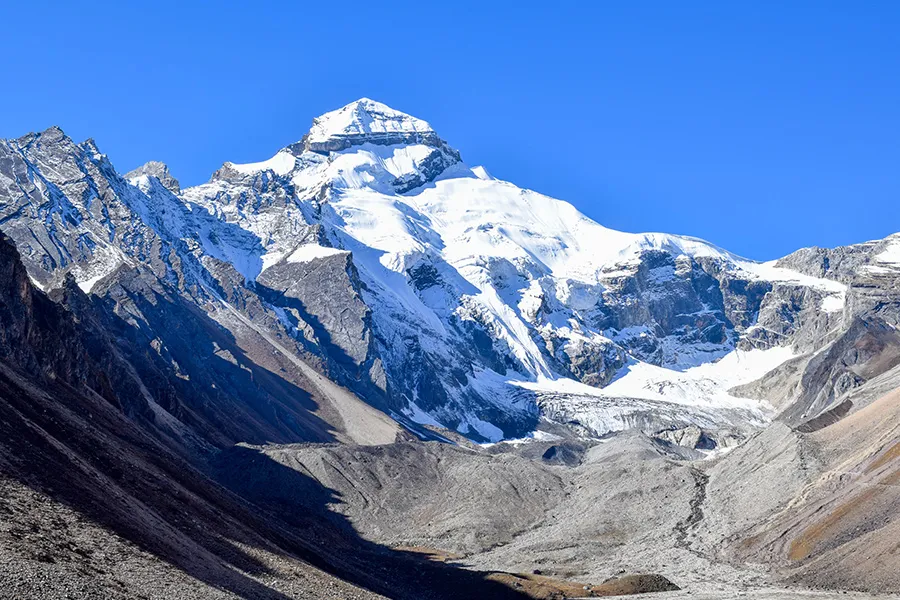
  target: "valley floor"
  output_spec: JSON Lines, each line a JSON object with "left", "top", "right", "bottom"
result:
{"left": 211, "top": 422, "right": 900, "bottom": 599}
{"left": 623, "top": 590, "right": 893, "bottom": 600}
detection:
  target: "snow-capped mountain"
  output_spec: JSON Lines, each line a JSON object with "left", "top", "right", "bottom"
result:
{"left": 1, "top": 98, "right": 896, "bottom": 444}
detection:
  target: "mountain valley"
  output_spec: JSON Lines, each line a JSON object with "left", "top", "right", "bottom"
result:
{"left": 0, "top": 99, "right": 898, "bottom": 599}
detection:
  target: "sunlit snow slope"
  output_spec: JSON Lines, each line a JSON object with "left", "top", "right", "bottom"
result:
{"left": 178, "top": 98, "right": 849, "bottom": 443}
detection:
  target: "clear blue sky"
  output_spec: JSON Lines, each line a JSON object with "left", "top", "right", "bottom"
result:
{"left": 3, "top": 1, "right": 899, "bottom": 259}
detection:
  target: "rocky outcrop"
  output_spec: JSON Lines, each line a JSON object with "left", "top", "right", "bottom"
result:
{"left": 257, "top": 246, "right": 389, "bottom": 400}
{"left": 124, "top": 160, "right": 181, "bottom": 193}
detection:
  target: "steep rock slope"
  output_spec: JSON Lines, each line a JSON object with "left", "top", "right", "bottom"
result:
{"left": 732, "top": 234, "right": 900, "bottom": 428}
{"left": 694, "top": 360, "right": 900, "bottom": 594}
{"left": 0, "top": 234, "right": 380, "bottom": 599}
{"left": 0, "top": 128, "right": 402, "bottom": 451}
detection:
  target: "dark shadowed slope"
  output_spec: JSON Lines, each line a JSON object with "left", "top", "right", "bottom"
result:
{"left": 0, "top": 234, "right": 540, "bottom": 599}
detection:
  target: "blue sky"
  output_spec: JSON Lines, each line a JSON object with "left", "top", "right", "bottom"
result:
{"left": 2, "top": 1, "right": 899, "bottom": 259}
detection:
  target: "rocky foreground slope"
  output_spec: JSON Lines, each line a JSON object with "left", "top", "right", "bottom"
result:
{"left": 0, "top": 99, "right": 898, "bottom": 598}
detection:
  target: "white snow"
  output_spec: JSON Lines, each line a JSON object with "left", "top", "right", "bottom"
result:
{"left": 307, "top": 98, "right": 433, "bottom": 144}
{"left": 821, "top": 294, "right": 846, "bottom": 313}
{"left": 286, "top": 244, "right": 348, "bottom": 263}
{"left": 739, "top": 260, "right": 846, "bottom": 294}
{"left": 226, "top": 150, "right": 296, "bottom": 176}
{"left": 874, "top": 237, "right": 900, "bottom": 265}
{"left": 26, "top": 274, "right": 47, "bottom": 292}
{"left": 471, "top": 165, "right": 494, "bottom": 180}
{"left": 514, "top": 346, "right": 795, "bottom": 411}
{"left": 72, "top": 245, "right": 127, "bottom": 294}
{"left": 260, "top": 251, "right": 286, "bottom": 272}
{"left": 864, "top": 265, "right": 894, "bottom": 275}
{"left": 77, "top": 273, "right": 107, "bottom": 293}
{"left": 482, "top": 429, "right": 563, "bottom": 447}
{"left": 326, "top": 143, "right": 436, "bottom": 192}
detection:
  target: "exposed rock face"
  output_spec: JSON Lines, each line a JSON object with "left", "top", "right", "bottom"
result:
{"left": 730, "top": 235, "right": 900, "bottom": 429}
{"left": 256, "top": 248, "right": 387, "bottom": 396}
{"left": 0, "top": 126, "right": 165, "bottom": 290}
{"left": 0, "top": 124, "right": 403, "bottom": 448}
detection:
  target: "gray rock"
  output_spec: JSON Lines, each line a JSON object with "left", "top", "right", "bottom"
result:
{"left": 124, "top": 160, "right": 181, "bottom": 193}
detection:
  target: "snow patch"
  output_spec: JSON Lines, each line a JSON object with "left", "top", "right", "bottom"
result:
{"left": 227, "top": 150, "right": 296, "bottom": 176}
{"left": 401, "top": 400, "right": 445, "bottom": 428}
{"left": 740, "top": 261, "right": 847, "bottom": 294}
{"left": 467, "top": 416, "right": 505, "bottom": 443}
{"left": 286, "top": 244, "right": 349, "bottom": 263}
{"left": 514, "top": 346, "right": 795, "bottom": 411}
{"left": 261, "top": 251, "right": 286, "bottom": 272}
{"left": 471, "top": 165, "right": 493, "bottom": 180}
{"left": 77, "top": 273, "right": 107, "bottom": 293}
{"left": 821, "top": 293, "right": 846, "bottom": 313}
{"left": 874, "top": 237, "right": 900, "bottom": 266}
{"left": 483, "top": 429, "right": 563, "bottom": 447}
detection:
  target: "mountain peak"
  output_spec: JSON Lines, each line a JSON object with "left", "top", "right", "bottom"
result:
{"left": 125, "top": 160, "right": 181, "bottom": 194}
{"left": 14, "top": 125, "right": 69, "bottom": 147}
{"left": 302, "top": 98, "right": 442, "bottom": 153}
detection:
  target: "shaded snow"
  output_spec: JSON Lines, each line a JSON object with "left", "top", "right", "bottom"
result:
{"left": 401, "top": 400, "right": 445, "bottom": 429}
